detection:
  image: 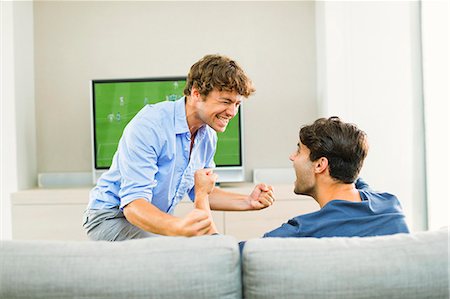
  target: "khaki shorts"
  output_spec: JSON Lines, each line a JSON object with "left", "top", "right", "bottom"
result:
{"left": 82, "top": 208, "right": 157, "bottom": 241}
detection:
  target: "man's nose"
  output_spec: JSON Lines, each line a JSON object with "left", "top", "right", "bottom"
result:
{"left": 227, "top": 104, "right": 238, "bottom": 117}
{"left": 289, "top": 152, "right": 295, "bottom": 161}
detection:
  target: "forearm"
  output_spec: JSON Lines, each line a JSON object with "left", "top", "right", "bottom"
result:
{"left": 194, "top": 192, "right": 218, "bottom": 234}
{"left": 194, "top": 192, "right": 210, "bottom": 210}
{"left": 123, "top": 199, "right": 180, "bottom": 236}
{"left": 209, "top": 187, "right": 251, "bottom": 211}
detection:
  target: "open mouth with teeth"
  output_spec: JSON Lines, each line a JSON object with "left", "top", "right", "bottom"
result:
{"left": 216, "top": 115, "right": 230, "bottom": 127}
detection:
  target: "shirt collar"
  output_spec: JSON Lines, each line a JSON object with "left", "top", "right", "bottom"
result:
{"left": 174, "top": 97, "right": 190, "bottom": 134}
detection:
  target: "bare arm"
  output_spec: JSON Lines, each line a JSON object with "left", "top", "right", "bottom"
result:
{"left": 208, "top": 188, "right": 251, "bottom": 211}
{"left": 193, "top": 169, "right": 219, "bottom": 234}
{"left": 209, "top": 184, "right": 275, "bottom": 211}
{"left": 123, "top": 199, "right": 212, "bottom": 236}
{"left": 124, "top": 169, "right": 222, "bottom": 236}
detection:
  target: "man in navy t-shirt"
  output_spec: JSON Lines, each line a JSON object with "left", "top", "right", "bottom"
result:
{"left": 263, "top": 117, "right": 409, "bottom": 239}
{"left": 197, "top": 116, "right": 409, "bottom": 246}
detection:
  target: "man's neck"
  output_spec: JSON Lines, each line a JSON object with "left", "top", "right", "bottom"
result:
{"left": 185, "top": 96, "right": 203, "bottom": 136}
{"left": 314, "top": 180, "right": 361, "bottom": 208}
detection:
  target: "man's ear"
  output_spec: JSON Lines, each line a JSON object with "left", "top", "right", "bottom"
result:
{"left": 190, "top": 86, "right": 201, "bottom": 102}
{"left": 314, "top": 157, "right": 329, "bottom": 174}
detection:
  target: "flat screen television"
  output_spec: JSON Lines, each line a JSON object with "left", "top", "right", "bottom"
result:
{"left": 91, "top": 77, "right": 244, "bottom": 184}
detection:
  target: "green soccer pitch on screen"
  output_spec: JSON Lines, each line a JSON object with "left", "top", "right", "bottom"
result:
{"left": 92, "top": 77, "right": 243, "bottom": 171}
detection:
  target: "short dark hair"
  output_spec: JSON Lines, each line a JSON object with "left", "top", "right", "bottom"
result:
{"left": 299, "top": 117, "right": 369, "bottom": 183}
{"left": 183, "top": 54, "right": 255, "bottom": 98}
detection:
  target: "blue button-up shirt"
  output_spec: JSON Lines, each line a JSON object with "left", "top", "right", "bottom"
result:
{"left": 88, "top": 97, "right": 217, "bottom": 214}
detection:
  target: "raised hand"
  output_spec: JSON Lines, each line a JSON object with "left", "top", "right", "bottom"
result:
{"left": 193, "top": 169, "right": 218, "bottom": 235}
{"left": 194, "top": 169, "right": 218, "bottom": 197}
{"left": 248, "top": 183, "right": 275, "bottom": 210}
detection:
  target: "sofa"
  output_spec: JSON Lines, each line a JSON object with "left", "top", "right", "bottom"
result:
{"left": 0, "top": 228, "right": 448, "bottom": 299}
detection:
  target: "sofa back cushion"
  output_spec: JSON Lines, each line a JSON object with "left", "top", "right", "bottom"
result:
{"left": 0, "top": 235, "right": 241, "bottom": 299}
{"left": 242, "top": 229, "right": 449, "bottom": 299}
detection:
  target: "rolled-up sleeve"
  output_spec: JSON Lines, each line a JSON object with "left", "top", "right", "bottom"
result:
{"left": 118, "top": 120, "right": 161, "bottom": 210}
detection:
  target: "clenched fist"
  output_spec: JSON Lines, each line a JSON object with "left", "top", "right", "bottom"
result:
{"left": 194, "top": 169, "right": 218, "bottom": 196}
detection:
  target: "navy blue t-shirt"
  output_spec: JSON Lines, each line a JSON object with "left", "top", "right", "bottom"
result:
{"left": 263, "top": 179, "right": 410, "bottom": 238}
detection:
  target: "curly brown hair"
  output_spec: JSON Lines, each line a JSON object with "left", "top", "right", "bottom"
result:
{"left": 300, "top": 117, "right": 369, "bottom": 183}
{"left": 183, "top": 54, "right": 255, "bottom": 98}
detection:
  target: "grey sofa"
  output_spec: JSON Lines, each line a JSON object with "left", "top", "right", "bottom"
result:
{"left": 1, "top": 229, "right": 448, "bottom": 299}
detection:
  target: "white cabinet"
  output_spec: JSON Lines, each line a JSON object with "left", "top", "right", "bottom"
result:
{"left": 11, "top": 183, "right": 319, "bottom": 241}
{"left": 11, "top": 188, "right": 90, "bottom": 241}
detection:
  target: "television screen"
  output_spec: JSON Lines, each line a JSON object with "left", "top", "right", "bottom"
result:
{"left": 91, "top": 77, "right": 244, "bottom": 182}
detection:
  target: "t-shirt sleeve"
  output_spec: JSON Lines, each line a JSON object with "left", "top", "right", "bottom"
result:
{"left": 262, "top": 218, "right": 301, "bottom": 238}
{"left": 117, "top": 120, "right": 161, "bottom": 210}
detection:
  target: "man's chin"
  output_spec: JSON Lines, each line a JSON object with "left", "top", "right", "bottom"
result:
{"left": 211, "top": 125, "right": 227, "bottom": 133}
{"left": 293, "top": 185, "right": 308, "bottom": 196}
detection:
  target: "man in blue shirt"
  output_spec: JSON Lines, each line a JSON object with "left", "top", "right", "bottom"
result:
{"left": 226, "top": 117, "right": 409, "bottom": 249}
{"left": 262, "top": 117, "right": 410, "bottom": 239}
{"left": 83, "top": 55, "right": 275, "bottom": 241}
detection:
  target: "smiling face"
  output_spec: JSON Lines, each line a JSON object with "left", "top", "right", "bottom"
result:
{"left": 196, "top": 89, "right": 242, "bottom": 132}
{"left": 289, "top": 142, "right": 316, "bottom": 196}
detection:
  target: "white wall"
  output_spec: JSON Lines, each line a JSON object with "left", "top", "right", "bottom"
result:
{"left": 316, "top": 1, "right": 427, "bottom": 231}
{"left": 1, "top": 0, "right": 17, "bottom": 240}
{"left": 33, "top": 1, "right": 317, "bottom": 181}
{"left": 0, "top": 0, "right": 37, "bottom": 240}
{"left": 421, "top": 0, "right": 449, "bottom": 230}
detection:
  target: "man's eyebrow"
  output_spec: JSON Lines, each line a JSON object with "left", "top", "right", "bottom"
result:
{"left": 219, "top": 97, "right": 241, "bottom": 103}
